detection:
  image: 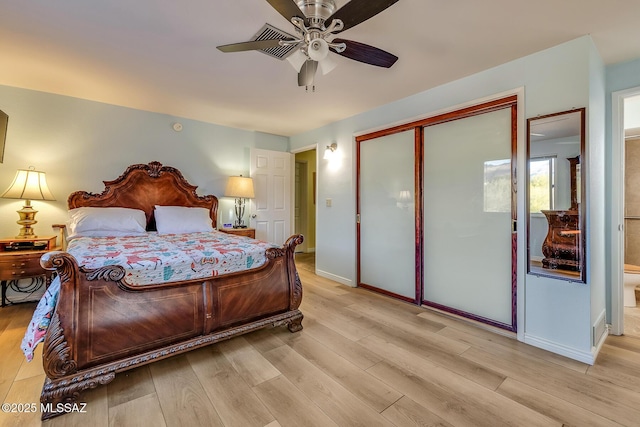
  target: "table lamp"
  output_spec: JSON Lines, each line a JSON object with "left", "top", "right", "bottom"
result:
{"left": 224, "top": 175, "right": 255, "bottom": 229}
{"left": 1, "top": 167, "right": 55, "bottom": 238}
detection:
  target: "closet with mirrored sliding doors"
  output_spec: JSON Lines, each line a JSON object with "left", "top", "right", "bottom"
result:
{"left": 356, "top": 95, "right": 518, "bottom": 331}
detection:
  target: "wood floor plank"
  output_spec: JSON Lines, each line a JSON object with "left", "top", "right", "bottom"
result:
{"left": 45, "top": 383, "right": 109, "bottom": 427}
{"left": 276, "top": 329, "right": 402, "bottom": 412}
{"left": 149, "top": 354, "right": 224, "bottom": 427}
{"left": 186, "top": 345, "right": 275, "bottom": 427}
{"left": 0, "top": 308, "right": 39, "bottom": 403}
{"left": 107, "top": 365, "right": 155, "bottom": 409}
{"left": 252, "top": 376, "right": 338, "bottom": 427}
{"left": 368, "top": 361, "right": 558, "bottom": 427}
{"left": 381, "top": 395, "right": 454, "bottom": 427}
{"left": 275, "top": 317, "right": 383, "bottom": 370}
{"left": 0, "top": 374, "right": 45, "bottom": 427}
{"left": 242, "top": 328, "right": 287, "bottom": 354}
{"left": 302, "top": 292, "right": 379, "bottom": 338}
{"left": 14, "top": 346, "right": 43, "bottom": 382}
{"left": 604, "top": 333, "right": 640, "bottom": 353}
{"left": 461, "top": 345, "right": 640, "bottom": 426}
{"left": 360, "top": 335, "right": 558, "bottom": 426}
{"left": 263, "top": 345, "right": 395, "bottom": 427}
{"left": 216, "top": 336, "right": 280, "bottom": 387}
{"left": 428, "top": 317, "right": 588, "bottom": 374}
{"left": 347, "top": 299, "right": 446, "bottom": 333}
{"left": 348, "top": 305, "right": 470, "bottom": 355}
{"left": 368, "top": 323, "right": 506, "bottom": 390}
{"left": 299, "top": 300, "right": 374, "bottom": 341}
{"left": 585, "top": 344, "right": 640, "bottom": 392}
{"left": 496, "top": 377, "right": 620, "bottom": 427}
{"left": 108, "top": 393, "right": 166, "bottom": 427}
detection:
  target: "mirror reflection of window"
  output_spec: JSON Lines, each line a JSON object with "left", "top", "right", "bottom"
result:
{"left": 529, "top": 156, "right": 556, "bottom": 213}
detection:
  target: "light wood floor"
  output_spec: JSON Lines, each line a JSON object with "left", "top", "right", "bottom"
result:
{"left": 2, "top": 264, "right": 640, "bottom": 426}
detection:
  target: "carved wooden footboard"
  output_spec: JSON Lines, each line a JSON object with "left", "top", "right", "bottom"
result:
{"left": 39, "top": 234, "right": 303, "bottom": 420}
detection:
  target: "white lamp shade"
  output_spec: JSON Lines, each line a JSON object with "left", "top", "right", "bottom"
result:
{"left": 286, "top": 49, "right": 308, "bottom": 72}
{"left": 308, "top": 39, "right": 329, "bottom": 61}
{"left": 224, "top": 176, "right": 255, "bottom": 198}
{"left": 1, "top": 169, "right": 55, "bottom": 201}
{"left": 319, "top": 56, "right": 337, "bottom": 75}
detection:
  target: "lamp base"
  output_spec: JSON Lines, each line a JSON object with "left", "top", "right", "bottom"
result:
{"left": 15, "top": 201, "right": 38, "bottom": 239}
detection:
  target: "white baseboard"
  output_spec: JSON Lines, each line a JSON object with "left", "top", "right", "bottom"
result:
{"left": 315, "top": 269, "right": 354, "bottom": 287}
{"left": 524, "top": 334, "right": 597, "bottom": 365}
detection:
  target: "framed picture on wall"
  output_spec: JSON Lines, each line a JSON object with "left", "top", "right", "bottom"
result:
{"left": 0, "top": 109, "right": 7, "bottom": 163}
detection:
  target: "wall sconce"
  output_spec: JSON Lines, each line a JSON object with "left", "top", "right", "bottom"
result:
{"left": 1, "top": 167, "right": 55, "bottom": 238}
{"left": 224, "top": 175, "right": 255, "bottom": 228}
{"left": 397, "top": 190, "right": 412, "bottom": 209}
{"left": 323, "top": 142, "right": 338, "bottom": 160}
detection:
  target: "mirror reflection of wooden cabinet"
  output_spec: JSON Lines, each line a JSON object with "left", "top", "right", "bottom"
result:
{"left": 541, "top": 210, "right": 580, "bottom": 271}
{"left": 527, "top": 108, "right": 586, "bottom": 283}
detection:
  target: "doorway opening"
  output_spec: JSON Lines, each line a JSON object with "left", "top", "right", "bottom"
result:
{"left": 612, "top": 87, "right": 640, "bottom": 336}
{"left": 294, "top": 148, "right": 317, "bottom": 273}
{"left": 621, "top": 93, "right": 640, "bottom": 337}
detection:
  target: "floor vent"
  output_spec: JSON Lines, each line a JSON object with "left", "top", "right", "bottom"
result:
{"left": 251, "top": 24, "right": 298, "bottom": 60}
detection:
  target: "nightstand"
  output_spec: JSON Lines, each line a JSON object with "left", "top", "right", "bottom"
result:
{"left": 0, "top": 235, "right": 60, "bottom": 306}
{"left": 218, "top": 227, "right": 256, "bottom": 239}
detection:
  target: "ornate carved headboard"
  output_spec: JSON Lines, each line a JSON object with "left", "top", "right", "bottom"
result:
{"left": 67, "top": 161, "right": 218, "bottom": 230}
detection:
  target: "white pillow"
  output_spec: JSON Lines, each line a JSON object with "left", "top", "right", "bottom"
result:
{"left": 67, "top": 207, "right": 147, "bottom": 239}
{"left": 154, "top": 206, "right": 214, "bottom": 235}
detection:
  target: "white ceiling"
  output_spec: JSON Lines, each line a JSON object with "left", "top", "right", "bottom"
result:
{"left": 1, "top": 0, "right": 640, "bottom": 137}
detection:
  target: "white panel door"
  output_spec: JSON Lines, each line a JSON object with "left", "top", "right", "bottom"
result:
{"left": 250, "top": 148, "right": 292, "bottom": 244}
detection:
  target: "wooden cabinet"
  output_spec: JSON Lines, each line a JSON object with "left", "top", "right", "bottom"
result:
{"left": 0, "top": 235, "right": 59, "bottom": 306}
{"left": 218, "top": 228, "right": 255, "bottom": 239}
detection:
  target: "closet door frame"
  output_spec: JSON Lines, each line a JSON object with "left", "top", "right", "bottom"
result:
{"left": 356, "top": 95, "right": 517, "bottom": 330}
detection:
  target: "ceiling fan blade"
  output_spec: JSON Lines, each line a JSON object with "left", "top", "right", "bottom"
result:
{"left": 327, "top": 0, "right": 400, "bottom": 32}
{"left": 265, "top": 0, "right": 305, "bottom": 22}
{"left": 298, "top": 60, "right": 318, "bottom": 86}
{"left": 332, "top": 38, "right": 398, "bottom": 68}
{"left": 217, "top": 39, "right": 284, "bottom": 53}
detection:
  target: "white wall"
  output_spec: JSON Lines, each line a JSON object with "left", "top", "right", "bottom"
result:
{"left": 0, "top": 85, "right": 288, "bottom": 238}
{"left": 290, "top": 36, "right": 605, "bottom": 362}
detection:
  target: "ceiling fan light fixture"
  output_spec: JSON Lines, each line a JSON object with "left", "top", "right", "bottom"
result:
{"left": 319, "top": 55, "right": 337, "bottom": 75}
{"left": 308, "top": 38, "right": 329, "bottom": 61}
{"left": 287, "top": 48, "right": 308, "bottom": 72}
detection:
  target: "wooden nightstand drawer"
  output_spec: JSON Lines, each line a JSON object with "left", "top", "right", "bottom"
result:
{"left": 0, "top": 236, "right": 59, "bottom": 306}
{"left": 0, "top": 256, "right": 46, "bottom": 281}
{"left": 219, "top": 228, "right": 256, "bottom": 239}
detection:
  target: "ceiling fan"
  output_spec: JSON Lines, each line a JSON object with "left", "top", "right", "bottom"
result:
{"left": 217, "top": 0, "right": 400, "bottom": 87}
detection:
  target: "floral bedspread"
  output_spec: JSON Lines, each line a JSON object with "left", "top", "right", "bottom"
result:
{"left": 21, "top": 231, "right": 277, "bottom": 361}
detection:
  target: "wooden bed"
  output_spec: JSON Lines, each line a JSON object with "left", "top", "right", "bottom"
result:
{"left": 37, "top": 161, "right": 304, "bottom": 420}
